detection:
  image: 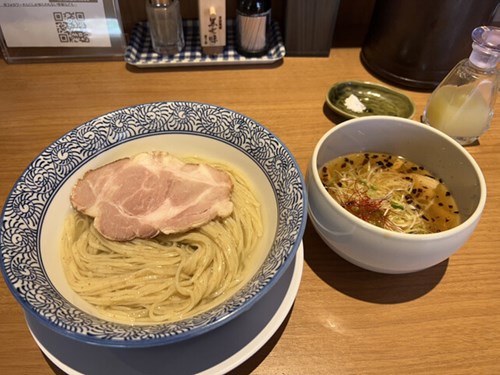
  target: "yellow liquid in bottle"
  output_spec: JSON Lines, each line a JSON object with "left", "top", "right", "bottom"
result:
{"left": 425, "top": 82, "right": 492, "bottom": 140}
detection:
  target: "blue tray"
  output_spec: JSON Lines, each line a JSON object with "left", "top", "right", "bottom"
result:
{"left": 125, "top": 19, "right": 286, "bottom": 68}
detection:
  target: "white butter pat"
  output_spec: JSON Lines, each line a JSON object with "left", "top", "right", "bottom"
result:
{"left": 345, "top": 94, "right": 366, "bottom": 113}
{"left": 198, "top": 0, "right": 226, "bottom": 55}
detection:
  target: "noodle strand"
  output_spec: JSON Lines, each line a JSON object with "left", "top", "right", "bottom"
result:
{"left": 61, "top": 161, "right": 263, "bottom": 325}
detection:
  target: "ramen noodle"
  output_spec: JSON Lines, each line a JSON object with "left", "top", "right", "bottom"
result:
{"left": 61, "top": 158, "right": 263, "bottom": 325}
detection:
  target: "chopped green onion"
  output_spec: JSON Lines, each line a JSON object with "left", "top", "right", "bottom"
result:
{"left": 390, "top": 201, "right": 405, "bottom": 210}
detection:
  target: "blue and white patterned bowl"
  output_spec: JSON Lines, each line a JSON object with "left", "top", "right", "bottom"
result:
{"left": 0, "top": 102, "right": 307, "bottom": 348}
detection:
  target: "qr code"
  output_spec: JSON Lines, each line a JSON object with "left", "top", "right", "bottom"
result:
{"left": 53, "top": 12, "right": 90, "bottom": 43}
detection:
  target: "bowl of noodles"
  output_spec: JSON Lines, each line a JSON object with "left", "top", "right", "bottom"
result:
{"left": 307, "top": 115, "right": 486, "bottom": 274}
{"left": 0, "top": 102, "right": 307, "bottom": 353}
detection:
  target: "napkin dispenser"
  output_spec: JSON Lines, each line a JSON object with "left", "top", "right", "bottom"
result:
{"left": 198, "top": 0, "right": 226, "bottom": 55}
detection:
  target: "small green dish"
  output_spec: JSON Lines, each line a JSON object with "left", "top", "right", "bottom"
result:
{"left": 326, "top": 81, "right": 416, "bottom": 119}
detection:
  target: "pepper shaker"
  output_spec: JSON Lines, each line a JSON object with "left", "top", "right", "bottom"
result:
{"left": 145, "top": 0, "right": 185, "bottom": 55}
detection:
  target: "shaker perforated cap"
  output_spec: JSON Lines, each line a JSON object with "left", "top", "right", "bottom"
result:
{"left": 470, "top": 26, "right": 500, "bottom": 70}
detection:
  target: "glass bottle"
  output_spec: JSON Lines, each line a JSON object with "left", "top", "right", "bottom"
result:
{"left": 422, "top": 26, "right": 500, "bottom": 145}
{"left": 145, "top": 0, "right": 185, "bottom": 55}
{"left": 236, "top": 0, "right": 272, "bottom": 57}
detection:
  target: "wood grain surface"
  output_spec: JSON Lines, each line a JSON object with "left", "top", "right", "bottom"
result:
{"left": 1, "top": 48, "right": 499, "bottom": 374}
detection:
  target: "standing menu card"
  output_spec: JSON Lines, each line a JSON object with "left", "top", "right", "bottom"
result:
{"left": 0, "top": 0, "right": 125, "bottom": 63}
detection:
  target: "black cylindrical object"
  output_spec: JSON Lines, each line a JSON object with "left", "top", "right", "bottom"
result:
{"left": 361, "top": 0, "right": 499, "bottom": 90}
{"left": 236, "top": 0, "right": 272, "bottom": 57}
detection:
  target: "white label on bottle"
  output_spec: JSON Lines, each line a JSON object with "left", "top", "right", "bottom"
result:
{"left": 0, "top": 0, "right": 111, "bottom": 47}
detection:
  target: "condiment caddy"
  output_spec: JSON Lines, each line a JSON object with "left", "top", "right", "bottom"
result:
{"left": 125, "top": 19, "right": 285, "bottom": 68}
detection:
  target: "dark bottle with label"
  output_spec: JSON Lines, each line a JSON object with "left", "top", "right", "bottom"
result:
{"left": 236, "top": 0, "right": 271, "bottom": 57}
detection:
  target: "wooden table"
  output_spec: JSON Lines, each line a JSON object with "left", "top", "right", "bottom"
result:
{"left": 1, "top": 49, "right": 499, "bottom": 374}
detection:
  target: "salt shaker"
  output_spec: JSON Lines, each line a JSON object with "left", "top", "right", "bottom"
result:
{"left": 422, "top": 26, "right": 500, "bottom": 145}
{"left": 236, "top": 0, "right": 271, "bottom": 57}
{"left": 145, "top": 0, "right": 185, "bottom": 55}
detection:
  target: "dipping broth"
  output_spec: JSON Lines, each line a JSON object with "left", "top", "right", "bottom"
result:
{"left": 319, "top": 152, "right": 460, "bottom": 234}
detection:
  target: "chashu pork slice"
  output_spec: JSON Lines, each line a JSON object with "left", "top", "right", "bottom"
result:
{"left": 70, "top": 151, "right": 234, "bottom": 241}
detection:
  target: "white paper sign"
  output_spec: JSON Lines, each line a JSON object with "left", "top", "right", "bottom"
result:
{"left": 0, "top": 0, "right": 111, "bottom": 47}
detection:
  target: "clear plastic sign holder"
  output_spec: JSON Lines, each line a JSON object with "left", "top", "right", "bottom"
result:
{"left": 0, "top": 0, "right": 126, "bottom": 63}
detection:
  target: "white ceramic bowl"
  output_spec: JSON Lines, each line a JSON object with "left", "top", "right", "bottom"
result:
{"left": 307, "top": 116, "right": 486, "bottom": 274}
{"left": 0, "top": 102, "right": 307, "bottom": 348}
